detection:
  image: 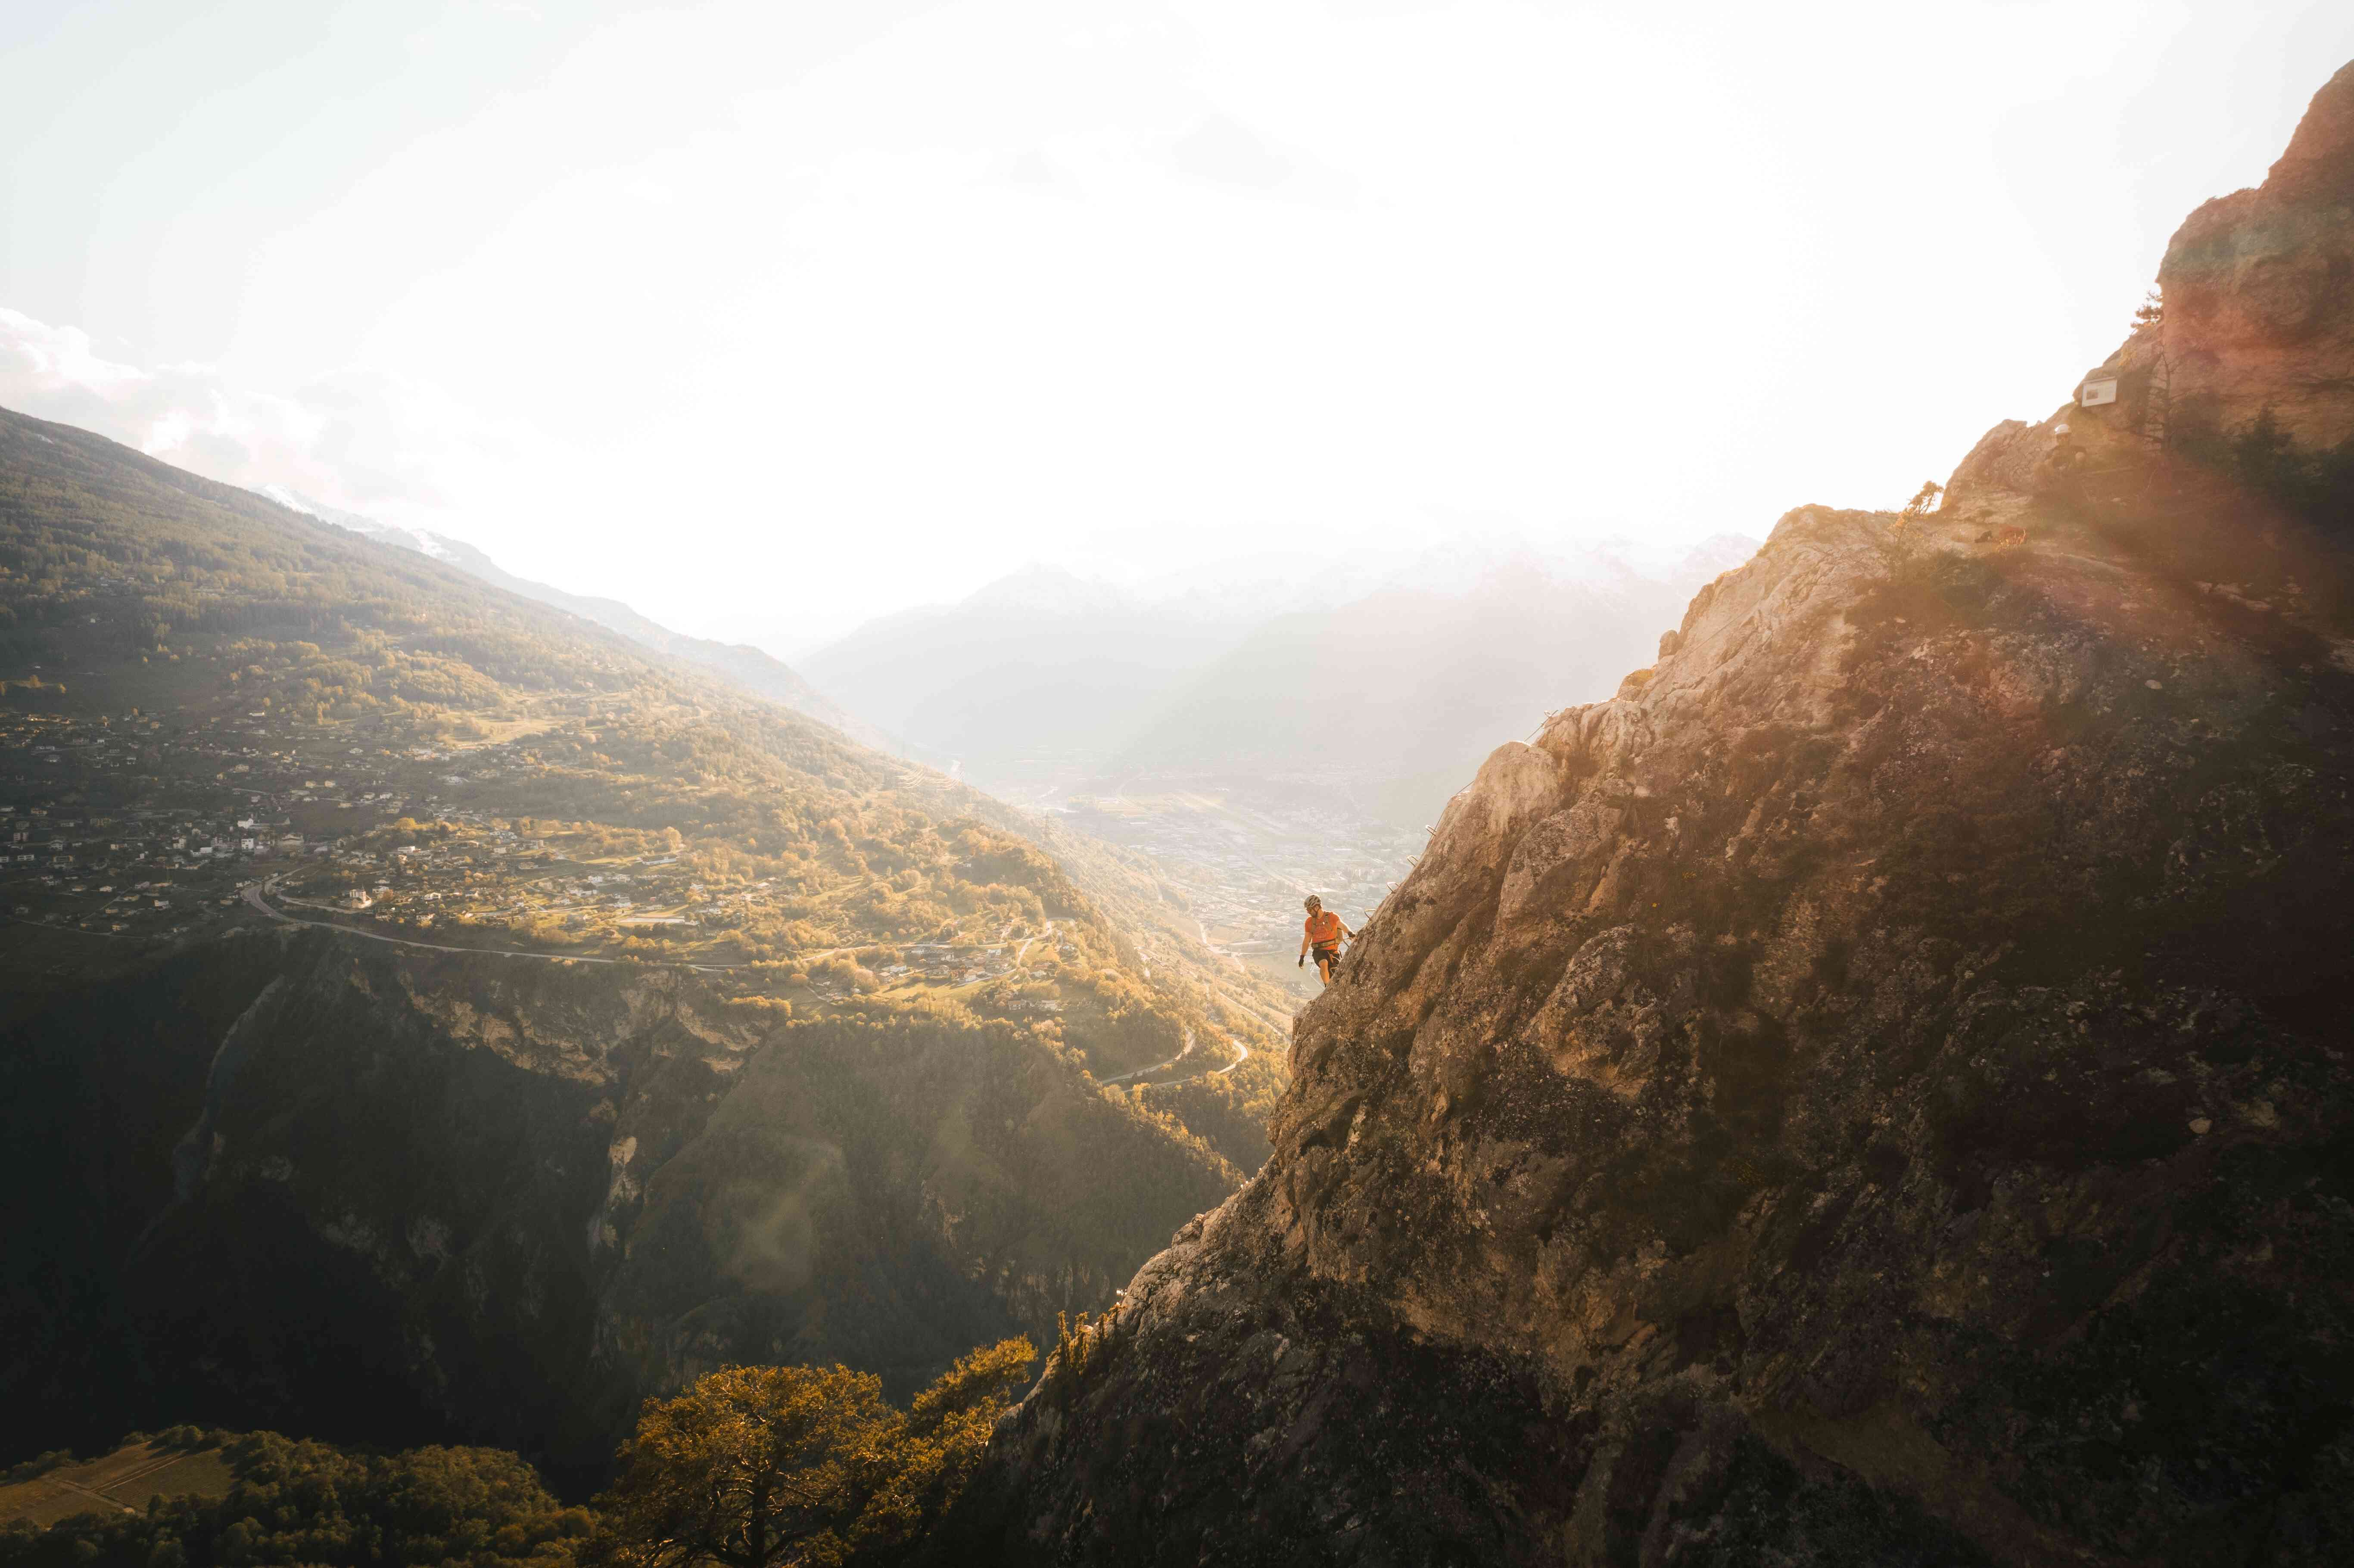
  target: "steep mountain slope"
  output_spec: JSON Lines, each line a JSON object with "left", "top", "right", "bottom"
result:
{"left": 2152, "top": 70, "right": 2354, "bottom": 450}
{"left": 263, "top": 488, "right": 899, "bottom": 756}
{"left": 4, "top": 935, "right": 1236, "bottom": 1485}
{"left": 953, "top": 65, "right": 2354, "bottom": 1566}
{"left": 0, "top": 408, "right": 1279, "bottom": 1477}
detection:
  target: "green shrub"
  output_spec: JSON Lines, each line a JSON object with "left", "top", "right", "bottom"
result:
{"left": 0, "top": 1434, "right": 584, "bottom": 1568}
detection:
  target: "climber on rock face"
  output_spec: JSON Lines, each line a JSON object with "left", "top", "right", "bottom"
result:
{"left": 1298, "top": 896, "right": 1353, "bottom": 987}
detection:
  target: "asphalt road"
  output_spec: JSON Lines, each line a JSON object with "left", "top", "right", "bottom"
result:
{"left": 241, "top": 879, "right": 745, "bottom": 970}
{"left": 1100, "top": 1026, "right": 1250, "bottom": 1088}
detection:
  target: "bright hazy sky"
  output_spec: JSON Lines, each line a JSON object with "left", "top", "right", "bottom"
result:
{"left": 3, "top": 1, "right": 2350, "bottom": 650}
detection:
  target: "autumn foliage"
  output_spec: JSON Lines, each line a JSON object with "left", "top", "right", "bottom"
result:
{"left": 586, "top": 1340, "right": 1036, "bottom": 1568}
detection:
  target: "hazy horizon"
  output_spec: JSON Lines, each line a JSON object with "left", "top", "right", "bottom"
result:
{"left": 5, "top": 0, "right": 2350, "bottom": 649}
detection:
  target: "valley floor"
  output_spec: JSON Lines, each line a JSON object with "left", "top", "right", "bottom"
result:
{"left": 969, "top": 760, "right": 1427, "bottom": 1005}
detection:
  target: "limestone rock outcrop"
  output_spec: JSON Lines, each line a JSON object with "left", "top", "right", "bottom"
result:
{"left": 950, "top": 67, "right": 2354, "bottom": 1568}
{"left": 2156, "top": 59, "right": 2354, "bottom": 448}
{"left": 1944, "top": 62, "right": 2354, "bottom": 525}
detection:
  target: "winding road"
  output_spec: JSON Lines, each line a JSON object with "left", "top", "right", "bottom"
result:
{"left": 240, "top": 884, "right": 1266, "bottom": 1080}
{"left": 240, "top": 879, "right": 748, "bottom": 970}
{"left": 1099, "top": 1026, "right": 1251, "bottom": 1088}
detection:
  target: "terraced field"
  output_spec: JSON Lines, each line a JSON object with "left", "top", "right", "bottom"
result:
{"left": 0, "top": 1443, "right": 234, "bottom": 1529}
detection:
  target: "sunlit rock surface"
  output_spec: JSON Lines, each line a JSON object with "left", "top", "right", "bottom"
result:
{"left": 2157, "top": 59, "right": 2354, "bottom": 448}
{"left": 1946, "top": 61, "right": 2354, "bottom": 523}
{"left": 950, "top": 68, "right": 2354, "bottom": 1568}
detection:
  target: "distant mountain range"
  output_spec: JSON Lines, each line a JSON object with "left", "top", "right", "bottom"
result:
{"left": 1108, "top": 549, "right": 1741, "bottom": 826}
{"left": 792, "top": 564, "right": 1258, "bottom": 775}
{"left": 795, "top": 540, "right": 1756, "bottom": 824}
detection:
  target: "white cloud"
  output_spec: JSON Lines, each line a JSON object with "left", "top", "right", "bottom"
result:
{"left": 1165, "top": 112, "right": 1361, "bottom": 206}
{"left": 0, "top": 305, "right": 515, "bottom": 529}
{"left": 1170, "top": 114, "right": 1292, "bottom": 189}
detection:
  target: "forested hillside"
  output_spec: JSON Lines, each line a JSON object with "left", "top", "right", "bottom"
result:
{"left": 268, "top": 488, "right": 903, "bottom": 758}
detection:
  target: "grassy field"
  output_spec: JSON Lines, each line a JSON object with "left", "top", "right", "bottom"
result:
{"left": 0, "top": 1443, "right": 235, "bottom": 1529}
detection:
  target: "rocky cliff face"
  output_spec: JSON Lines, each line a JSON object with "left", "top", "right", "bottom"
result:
{"left": 952, "top": 69, "right": 2354, "bottom": 1568}
{"left": 1945, "top": 61, "right": 2354, "bottom": 518}
{"left": 0, "top": 928, "right": 1235, "bottom": 1484}
{"left": 2155, "top": 59, "right": 2354, "bottom": 449}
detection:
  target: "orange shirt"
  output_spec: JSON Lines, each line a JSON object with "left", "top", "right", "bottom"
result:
{"left": 1305, "top": 910, "right": 1343, "bottom": 948}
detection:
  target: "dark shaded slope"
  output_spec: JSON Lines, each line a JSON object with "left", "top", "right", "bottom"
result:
{"left": 0, "top": 929, "right": 1236, "bottom": 1486}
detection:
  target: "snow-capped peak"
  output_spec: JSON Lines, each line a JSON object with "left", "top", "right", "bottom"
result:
{"left": 258, "top": 484, "right": 458, "bottom": 563}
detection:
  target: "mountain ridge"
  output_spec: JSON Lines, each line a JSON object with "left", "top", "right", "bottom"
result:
{"left": 257, "top": 485, "right": 901, "bottom": 757}
{"left": 947, "top": 60, "right": 2354, "bottom": 1567}
{"left": 795, "top": 541, "right": 1756, "bottom": 809}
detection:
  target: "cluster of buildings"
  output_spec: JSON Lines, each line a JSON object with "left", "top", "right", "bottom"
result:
{"left": 0, "top": 704, "right": 548, "bottom": 942}
{"left": 279, "top": 816, "right": 746, "bottom": 949}
{"left": 884, "top": 940, "right": 1037, "bottom": 987}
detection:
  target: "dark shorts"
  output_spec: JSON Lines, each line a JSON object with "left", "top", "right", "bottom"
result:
{"left": 1312, "top": 943, "right": 1342, "bottom": 969}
